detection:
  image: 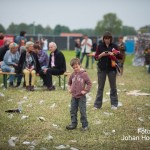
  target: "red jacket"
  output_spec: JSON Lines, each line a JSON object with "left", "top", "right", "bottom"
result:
{"left": 0, "top": 40, "right": 4, "bottom": 47}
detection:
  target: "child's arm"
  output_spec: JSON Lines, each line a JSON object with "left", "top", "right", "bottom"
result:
{"left": 67, "top": 73, "right": 73, "bottom": 94}
{"left": 82, "top": 72, "right": 92, "bottom": 94}
{"left": 67, "top": 85, "right": 72, "bottom": 93}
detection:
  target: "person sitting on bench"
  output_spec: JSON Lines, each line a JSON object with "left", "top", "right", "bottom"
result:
{"left": 1, "top": 42, "right": 21, "bottom": 87}
{"left": 40, "top": 42, "right": 66, "bottom": 90}
{"left": 18, "top": 41, "right": 41, "bottom": 91}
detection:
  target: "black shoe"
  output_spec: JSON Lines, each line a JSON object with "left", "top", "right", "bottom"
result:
{"left": 80, "top": 126, "right": 89, "bottom": 131}
{"left": 52, "top": 85, "right": 55, "bottom": 90}
{"left": 9, "top": 82, "right": 14, "bottom": 87}
{"left": 15, "top": 82, "right": 21, "bottom": 87}
{"left": 66, "top": 124, "right": 77, "bottom": 130}
{"left": 47, "top": 86, "right": 55, "bottom": 91}
{"left": 30, "top": 86, "right": 34, "bottom": 91}
{"left": 26, "top": 86, "right": 30, "bottom": 91}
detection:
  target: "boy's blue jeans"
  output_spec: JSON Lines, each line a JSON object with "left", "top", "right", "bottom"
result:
{"left": 70, "top": 95, "right": 88, "bottom": 128}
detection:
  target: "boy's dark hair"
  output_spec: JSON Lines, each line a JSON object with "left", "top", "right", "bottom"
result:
{"left": 70, "top": 58, "right": 80, "bottom": 67}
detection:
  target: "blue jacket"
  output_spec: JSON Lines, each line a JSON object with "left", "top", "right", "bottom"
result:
{"left": 1, "top": 50, "right": 20, "bottom": 69}
{"left": 38, "top": 50, "right": 49, "bottom": 67}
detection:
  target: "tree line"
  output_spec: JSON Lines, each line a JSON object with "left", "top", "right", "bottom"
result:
{"left": 0, "top": 13, "right": 149, "bottom": 36}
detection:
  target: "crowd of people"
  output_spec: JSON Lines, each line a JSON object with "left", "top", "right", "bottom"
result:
{"left": 0, "top": 30, "right": 149, "bottom": 131}
{"left": 0, "top": 31, "right": 66, "bottom": 91}
{"left": 133, "top": 33, "right": 150, "bottom": 73}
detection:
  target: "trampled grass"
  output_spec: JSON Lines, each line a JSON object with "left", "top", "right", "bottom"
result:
{"left": 0, "top": 51, "right": 150, "bottom": 150}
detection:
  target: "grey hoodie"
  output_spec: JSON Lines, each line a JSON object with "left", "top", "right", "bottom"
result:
{"left": 68, "top": 69, "right": 92, "bottom": 98}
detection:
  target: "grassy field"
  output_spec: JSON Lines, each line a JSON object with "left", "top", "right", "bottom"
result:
{"left": 0, "top": 51, "right": 150, "bottom": 150}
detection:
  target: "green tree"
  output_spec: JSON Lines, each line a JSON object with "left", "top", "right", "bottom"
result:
{"left": 17, "top": 23, "right": 30, "bottom": 34}
{"left": 72, "top": 28, "right": 95, "bottom": 36}
{"left": 6, "top": 22, "right": 18, "bottom": 34}
{"left": 53, "top": 24, "right": 70, "bottom": 35}
{"left": 95, "top": 13, "right": 122, "bottom": 36}
{"left": 120, "top": 26, "right": 137, "bottom": 36}
{"left": 138, "top": 25, "right": 150, "bottom": 33}
{"left": 0, "top": 24, "right": 6, "bottom": 33}
{"left": 34, "top": 24, "right": 45, "bottom": 35}
{"left": 44, "top": 25, "right": 53, "bottom": 35}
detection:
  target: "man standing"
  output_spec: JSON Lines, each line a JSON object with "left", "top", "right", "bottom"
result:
{"left": 80, "top": 35, "right": 92, "bottom": 69}
{"left": 40, "top": 42, "right": 66, "bottom": 90}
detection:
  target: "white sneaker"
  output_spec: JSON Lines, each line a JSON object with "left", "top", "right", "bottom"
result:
{"left": 111, "top": 105, "right": 117, "bottom": 110}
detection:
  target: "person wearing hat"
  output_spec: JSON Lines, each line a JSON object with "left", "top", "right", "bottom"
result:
{"left": 17, "top": 41, "right": 41, "bottom": 91}
{"left": 94, "top": 31, "right": 122, "bottom": 110}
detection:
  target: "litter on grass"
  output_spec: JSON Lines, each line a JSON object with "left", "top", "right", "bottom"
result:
{"left": 40, "top": 148, "right": 47, "bottom": 150}
{"left": 38, "top": 117, "right": 46, "bottom": 121}
{"left": 94, "top": 120, "right": 102, "bottom": 125}
{"left": 138, "top": 117, "right": 144, "bottom": 122}
{"left": 52, "top": 123, "right": 58, "bottom": 128}
{"left": 21, "top": 115, "right": 29, "bottom": 120}
{"left": 145, "top": 103, "right": 150, "bottom": 107}
{"left": 5, "top": 109, "right": 21, "bottom": 113}
{"left": 69, "top": 140, "right": 77, "bottom": 143}
{"left": 103, "top": 112, "right": 113, "bottom": 116}
{"left": 55, "top": 144, "right": 70, "bottom": 149}
{"left": 23, "top": 96, "right": 28, "bottom": 100}
{"left": 50, "top": 103, "right": 56, "bottom": 109}
{"left": 8, "top": 137, "right": 18, "bottom": 147}
{"left": 103, "top": 130, "right": 115, "bottom": 136}
{"left": 39, "top": 100, "right": 44, "bottom": 104}
{"left": 44, "top": 134, "right": 53, "bottom": 140}
{"left": 126, "top": 90, "right": 150, "bottom": 96}
{"left": 0, "top": 92, "right": 5, "bottom": 97}
{"left": 8, "top": 114, "right": 14, "bottom": 119}
{"left": 92, "top": 81, "right": 97, "bottom": 84}
{"left": 118, "top": 102, "right": 123, "bottom": 107}
{"left": 27, "top": 104, "right": 33, "bottom": 108}
{"left": 70, "top": 147, "right": 79, "bottom": 150}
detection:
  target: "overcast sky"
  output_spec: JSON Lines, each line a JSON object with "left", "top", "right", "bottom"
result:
{"left": 1, "top": 0, "right": 150, "bottom": 30}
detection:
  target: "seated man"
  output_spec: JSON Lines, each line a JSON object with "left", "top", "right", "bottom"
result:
{"left": 40, "top": 42, "right": 66, "bottom": 90}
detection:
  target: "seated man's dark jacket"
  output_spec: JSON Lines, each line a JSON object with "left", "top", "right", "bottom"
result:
{"left": 48, "top": 49, "right": 66, "bottom": 74}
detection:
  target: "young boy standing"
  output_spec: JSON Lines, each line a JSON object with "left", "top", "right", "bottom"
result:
{"left": 66, "top": 58, "right": 92, "bottom": 131}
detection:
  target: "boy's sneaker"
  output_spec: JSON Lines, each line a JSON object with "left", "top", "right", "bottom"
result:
{"left": 111, "top": 105, "right": 118, "bottom": 110}
{"left": 80, "top": 126, "right": 89, "bottom": 131}
{"left": 66, "top": 124, "right": 77, "bottom": 130}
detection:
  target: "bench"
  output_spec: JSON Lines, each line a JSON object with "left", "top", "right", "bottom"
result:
{"left": 57, "top": 71, "right": 71, "bottom": 90}
{"left": 0, "top": 69, "right": 71, "bottom": 90}
{"left": 0, "top": 70, "right": 16, "bottom": 88}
